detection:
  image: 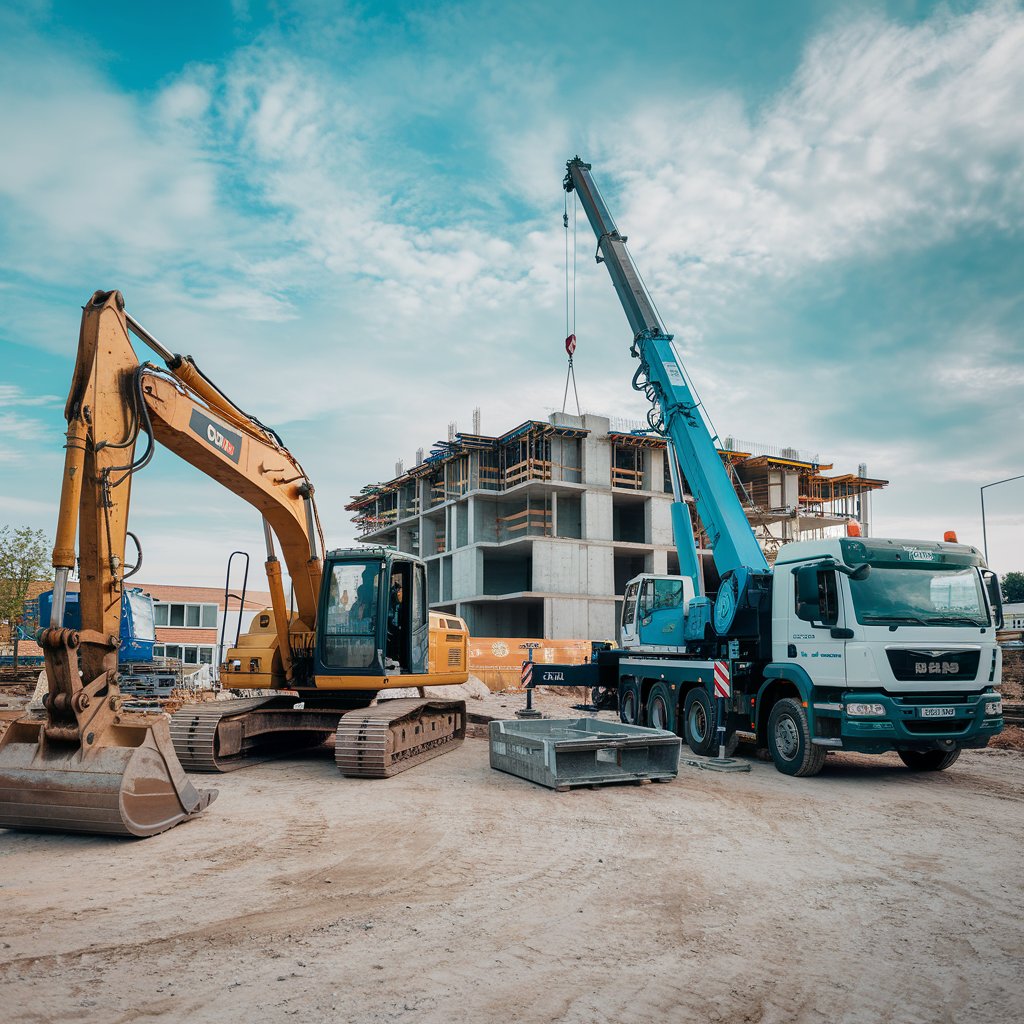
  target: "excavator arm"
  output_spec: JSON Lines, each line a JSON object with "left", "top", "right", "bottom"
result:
{"left": 0, "top": 289, "right": 322, "bottom": 836}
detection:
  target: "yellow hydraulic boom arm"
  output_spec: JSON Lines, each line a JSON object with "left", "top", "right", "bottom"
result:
{"left": 0, "top": 289, "right": 323, "bottom": 836}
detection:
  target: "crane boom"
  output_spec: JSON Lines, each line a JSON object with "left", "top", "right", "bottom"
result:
{"left": 564, "top": 157, "right": 769, "bottom": 591}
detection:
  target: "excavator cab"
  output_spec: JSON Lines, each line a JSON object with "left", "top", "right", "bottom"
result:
{"left": 318, "top": 548, "right": 429, "bottom": 680}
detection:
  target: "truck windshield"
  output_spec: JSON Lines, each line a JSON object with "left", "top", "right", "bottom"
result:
{"left": 322, "top": 561, "right": 381, "bottom": 669}
{"left": 848, "top": 566, "right": 988, "bottom": 627}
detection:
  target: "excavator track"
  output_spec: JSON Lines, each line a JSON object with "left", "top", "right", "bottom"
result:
{"left": 335, "top": 698, "right": 466, "bottom": 778}
{"left": 170, "top": 696, "right": 341, "bottom": 773}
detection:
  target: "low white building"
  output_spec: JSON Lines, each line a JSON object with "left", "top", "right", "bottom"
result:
{"left": 139, "top": 582, "right": 272, "bottom": 675}
{"left": 1003, "top": 602, "right": 1024, "bottom": 631}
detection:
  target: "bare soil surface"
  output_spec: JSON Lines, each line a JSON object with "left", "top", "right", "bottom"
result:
{"left": 1, "top": 701, "right": 1022, "bottom": 1024}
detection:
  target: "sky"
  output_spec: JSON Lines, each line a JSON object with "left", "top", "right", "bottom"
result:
{"left": 0, "top": 0, "right": 1021, "bottom": 588}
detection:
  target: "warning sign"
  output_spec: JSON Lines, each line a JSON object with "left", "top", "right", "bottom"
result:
{"left": 713, "top": 661, "right": 731, "bottom": 699}
{"left": 521, "top": 662, "right": 534, "bottom": 687}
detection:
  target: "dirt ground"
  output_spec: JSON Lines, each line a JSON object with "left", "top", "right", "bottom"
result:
{"left": 1, "top": 694, "right": 1023, "bottom": 1024}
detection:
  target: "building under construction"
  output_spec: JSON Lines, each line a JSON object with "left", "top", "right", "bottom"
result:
{"left": 347, "top": 412, "right": 887, "bottom": 640}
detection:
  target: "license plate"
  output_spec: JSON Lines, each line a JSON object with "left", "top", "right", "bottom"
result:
{"left": 920, "top": 706, "right": 956, "bottom": 719}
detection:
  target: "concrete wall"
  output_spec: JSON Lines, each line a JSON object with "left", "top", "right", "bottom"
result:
{"left": 581, "top": 414, "right": 612, "bottom": 487}
{"left": 545, "top": 596, "right": 617, "bottom": 641}
{"left": 583, "top": 490, "right": 613, "bottom": 542}
{"left": 532, "top": 540, "right": 587, "bottom": 594}
{"left": 648, "top": 494, "right": 673, "bottom": 547}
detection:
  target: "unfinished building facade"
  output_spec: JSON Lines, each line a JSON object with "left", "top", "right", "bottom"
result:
{"left": 347, "top": 413, "right": 887, "bottom": 640}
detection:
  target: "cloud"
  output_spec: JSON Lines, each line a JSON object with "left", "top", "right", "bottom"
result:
{"left": 603, "top": 3, "right": 1024, "bottom": 310}
{"left": 0, "top": 384, "right": 61, "bottom": 407}
{"left": 0, "top": 1, "right": 1021, "bottom": 579}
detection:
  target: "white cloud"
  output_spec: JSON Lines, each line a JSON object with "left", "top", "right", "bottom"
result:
{"left": 603, "top": 3, "right": 1024, "bottom": 307}
{"left": 0, "top": 385, "right": 61, "bottom": 407}
{"left": 0, "top": 2, "right": 1021, "bottom": 578}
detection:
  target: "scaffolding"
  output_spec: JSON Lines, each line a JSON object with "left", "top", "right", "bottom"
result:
{"left": 348, "top": 421, "right": 588, "bottom": 537}
{"left": 348, "top": 422, "right": 888, "bottom": 548}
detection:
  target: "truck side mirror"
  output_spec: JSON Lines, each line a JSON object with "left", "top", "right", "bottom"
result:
{"left": 795, "top": 566, "right": 820, "bottom": 622}
{"left": 981, "top": 569, "right": 1004, "bottom": 629}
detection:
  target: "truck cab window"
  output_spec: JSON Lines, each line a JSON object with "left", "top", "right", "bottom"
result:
{"left": 818, "top": 572, "right": 839, "bottom": 626}
{"left": 623, "top": 582, "right": 639, "bottom": 629}
{"left": 793, "top": 570, "right": 839, "bottom": 626}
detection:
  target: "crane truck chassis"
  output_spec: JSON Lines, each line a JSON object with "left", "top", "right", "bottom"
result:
{"left": 542, "top": 158, "right": 1004, "bottom": 776}
{"left": 0, "top": 290, "right": 468, "bottom": 837}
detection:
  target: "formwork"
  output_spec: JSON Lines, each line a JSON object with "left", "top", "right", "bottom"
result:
{"left": 489, "top": 718, "right": 680, "bottom": 791}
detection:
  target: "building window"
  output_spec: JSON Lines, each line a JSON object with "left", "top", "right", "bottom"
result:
{"left": 153, "top": 602, "right": 219, "bottom": 629}
{"left": 152, "top": 644, "right": 215, "bottom": 665}
{"left": 612, "top": 445, "right": 645, "bottom": 490}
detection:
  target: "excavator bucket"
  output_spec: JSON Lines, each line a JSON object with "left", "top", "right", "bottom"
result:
{"left": 0, "top": 713, "right": 217, "bottom": 838}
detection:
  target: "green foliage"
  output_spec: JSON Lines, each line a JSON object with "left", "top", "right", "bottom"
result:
{"left": 1001, "top": 571, "right": 1024, "bottom": 604}
{"left": 0, "top": 525, "right": 52, "bottom": 627}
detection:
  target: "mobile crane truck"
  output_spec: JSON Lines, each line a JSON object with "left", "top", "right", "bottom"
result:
{"left": 0, "top": 290, "right": 469, "bottom": 837}
{"left": 541, "top": 158, "right": 1004, "bottom": 776}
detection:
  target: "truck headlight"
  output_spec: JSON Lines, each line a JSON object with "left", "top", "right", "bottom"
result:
{"left": 846, "top": 702, "right": 886, "bottom": 717}
{"left": 985, "top": 700, "right": 1002, "bottom": 717}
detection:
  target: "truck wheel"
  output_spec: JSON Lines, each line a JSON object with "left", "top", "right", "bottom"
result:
{"left": 683, "top": 688, "right": 717, "bottom": 757}
{"left": 619, "top": 679, "right": 642, "bottom": 725}
{"left": 767, "top": 698, "right": 826, "bottom": 777}
{"left": 646, "top": 682, "right": 677, "bottom": 734}
{"left": 898, "top": 748, "right": 961, "bottom": 771}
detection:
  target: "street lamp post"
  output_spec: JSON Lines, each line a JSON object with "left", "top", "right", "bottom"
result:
{"left": 980, "top": 473, "right": 1024, "bottom": 564}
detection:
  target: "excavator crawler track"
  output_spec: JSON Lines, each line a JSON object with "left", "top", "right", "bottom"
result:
{"left": 170, "top": 696, "right": 341, "bottom": 773}
{"left": 335, "top": 698, "right": 466, "bottom": 778}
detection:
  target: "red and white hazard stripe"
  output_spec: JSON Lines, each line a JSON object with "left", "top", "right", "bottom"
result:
{"left": 521, "top": 662, "right": 534, "bottom": 687}
{"left": 713, "top": 660, "right": 731, "bottom": 699}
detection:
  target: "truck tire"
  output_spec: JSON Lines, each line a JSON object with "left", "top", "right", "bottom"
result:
{"left": 683, "top": 688, "right": 717, "bottom": 757}
{"left": 767, "top": 697, "right": 826, "bottom": 777}
{"left": 619, "top": 678, "right": 642, "bottom": 725}
{"left": 897, "top": 748, "right": 961, "bottom": 771}
{"left": 646, "top": 682, "right": 677, "bottom": 734}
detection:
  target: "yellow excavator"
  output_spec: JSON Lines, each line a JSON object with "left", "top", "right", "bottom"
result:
{"left": 0, "top": 290, "right": 469, "bottom": 837}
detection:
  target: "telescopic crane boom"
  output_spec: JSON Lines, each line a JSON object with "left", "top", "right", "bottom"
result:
{"left": 564, "top": 157, "right": 769, "bottom": 635}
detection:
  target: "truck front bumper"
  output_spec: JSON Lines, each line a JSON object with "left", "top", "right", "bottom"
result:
{"left": 813, "top": 690, "right": 1002, "bottom": 754}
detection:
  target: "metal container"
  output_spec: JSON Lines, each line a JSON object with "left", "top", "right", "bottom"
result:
{"left": 489, "top": 718, "right": 680, "bottom": 791}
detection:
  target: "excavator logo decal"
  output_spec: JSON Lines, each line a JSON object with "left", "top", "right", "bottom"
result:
{"left": 189, "top": 409, "right": 242, "bottom": 464}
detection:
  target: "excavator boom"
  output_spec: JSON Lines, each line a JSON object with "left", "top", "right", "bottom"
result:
{"left": 0, "top": 291, "right": 219, "bottom": 835}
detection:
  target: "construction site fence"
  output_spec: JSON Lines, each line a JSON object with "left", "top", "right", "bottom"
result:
{"left": 468, "top": 637, "right": 593, "bottom": 692}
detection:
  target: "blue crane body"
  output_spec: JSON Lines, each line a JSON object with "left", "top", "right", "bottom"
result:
{"left": 536, "top": 157, "right": 1004, "bottom": 776}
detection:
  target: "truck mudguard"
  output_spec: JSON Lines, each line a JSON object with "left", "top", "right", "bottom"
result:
{"left": 759, "top": 663, "right": 815, "bottom": 705}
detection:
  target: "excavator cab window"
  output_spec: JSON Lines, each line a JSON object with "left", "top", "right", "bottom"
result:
{"left": 386, "top": 567, "right": 405, "bottom": 668}
{"left": 322, "top": 561, "right": 382, "bottom": 670}
{"left": 383, "top": 561, "right": 430, "bottom": 674}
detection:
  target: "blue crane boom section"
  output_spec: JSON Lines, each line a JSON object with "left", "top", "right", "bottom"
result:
{"left": 564, "top": 158, "right": 769, "bottom": 583}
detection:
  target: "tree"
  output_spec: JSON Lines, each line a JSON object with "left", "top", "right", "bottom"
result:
{"left": 1002, "top": 571, "right": 1024, "bottom": 605}
{"left": 0, "top": 525, "right": 52, "bottom": 670}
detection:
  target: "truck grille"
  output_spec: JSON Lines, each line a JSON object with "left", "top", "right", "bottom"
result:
{"left": 886, "top": 648, "right": 979, "bottom": 682}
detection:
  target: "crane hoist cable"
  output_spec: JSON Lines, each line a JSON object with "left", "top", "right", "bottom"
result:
{"left": 561, "top": 188, "right": 581, "bottom": 416}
